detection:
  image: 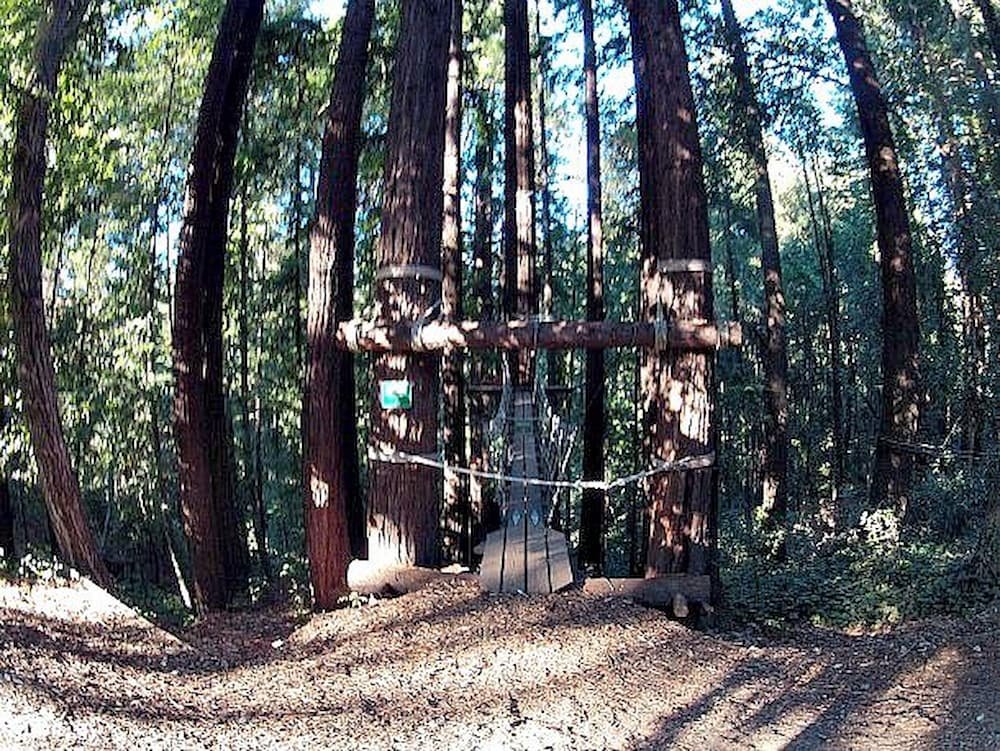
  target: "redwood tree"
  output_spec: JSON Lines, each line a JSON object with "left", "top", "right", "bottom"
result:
{"left": 367, "top": 0, "right": 451, "bottom": 567}
{"left": 7, "top": 0, "right": 110, "bottom": 586}
{"left": 504, "top": 0, "right": 538, "bottom": 386}
{"left": 441, "top": 0, "right": 468, "bottom": 564}
{"left": 720, "top": 0, "right": 789, "bottom": 551}
{"left": 827, "top": 0, "right": 921, "bottom": 515}
{"left": 579, "top": 0, "right": 606, "bottom": 572}
{"left": 629, "top": 0, "right": 717, "bottom": 583}
{"left": 304, "top": 0, "right": 374, "bottom": 608}
{"left": 173, "top": 0, "right": 263, "bottom": 611}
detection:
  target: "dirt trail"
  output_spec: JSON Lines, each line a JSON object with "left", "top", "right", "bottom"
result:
{"left": 0, "top": 579, "right": 997, "bottom": 750}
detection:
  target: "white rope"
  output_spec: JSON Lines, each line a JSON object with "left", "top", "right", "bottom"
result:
{"left": 368, "top": 443, "right": 715, "bottom": 493}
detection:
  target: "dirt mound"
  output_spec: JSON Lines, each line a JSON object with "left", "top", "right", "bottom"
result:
{"left": 1, "top": 578, "right": 997, "bottom": 749}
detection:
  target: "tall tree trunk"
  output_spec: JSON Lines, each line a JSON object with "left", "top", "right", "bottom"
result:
{"left": 827, "top": 0, "right": 921, "bottom": 516}
{"left": 579, "top": 0, "right": 606, "bottom": 572}
{"left": 7, "top": 0, "right": 110, "bottom": 586}
{"left": 367, "top": 0, "right": 450, "bottom": 567}
{"left": 720, "top": 0, "right": 789, "bottom": 553}
{"left": 441, "top": 0, "right": 468, "bottom": 565}
{"left": 629, "top": 0, "right": 717, "bottom": 589}
{"left": 469, "top": 93, "right": 498, "bottom": 539}
{"left": 504, "top": 0, "right": 538, "bottom": 387}
{"left": 238, "top": 197, "right": 272, "bottom": 582}
{"left": 172, "top": 0, "right": 263, "bottom": 611}
{"left": 304, "top": 0, "right": 374, "bottom": 608}
{"left": 812, "top": 163, "right": 846, "bottom": 492}
{"left": 533, "top": 1, "right": 560, "bottom": 397}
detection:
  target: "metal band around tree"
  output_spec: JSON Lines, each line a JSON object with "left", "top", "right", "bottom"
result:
{"left": 374, "top": 264, "right": 444, "bottom": 283}
{"left": 658, "top": 258, "right": 712, "bottom": 273}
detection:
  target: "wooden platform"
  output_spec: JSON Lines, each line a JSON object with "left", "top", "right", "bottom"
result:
{"left": 479, "top": 389, "right": 574, "bottom": 594}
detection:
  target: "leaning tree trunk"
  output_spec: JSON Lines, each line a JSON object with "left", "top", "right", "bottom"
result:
{"left": 441, "top": 0, "right": 468, "bottom": 565}
{"left": 7, "top": 0, "right": 110, "bottom": 586}
{"left": 827, "top": 0, "right": 921, "bottom": 517}
{"left": 578, "top": 0, "right": 607, "bottom": 573}
{"left": 304, "top": 0, "right": 374, "bottom": 609}
{"left": 504, "top": 0, "right": 538, "bottom": 387}
{"left": 173, "top": 0, "right": 263, "bottom": 612}
{"left": 367, "top": 0, "right": 450, "bottom": 567}
{"left": 629, "top": 0, "right": 718, "bottom": 589}
{"left": 720, "top": 0, "right": 789, "bottom": 554}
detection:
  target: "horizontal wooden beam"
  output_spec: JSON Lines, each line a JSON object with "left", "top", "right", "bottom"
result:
{"left": 337, "top": 319, "right": 742, "bottom": 353}
{"left": 582, "top": 574, "right": 712, "bottom": 611}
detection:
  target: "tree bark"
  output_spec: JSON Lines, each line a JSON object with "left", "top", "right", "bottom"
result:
{"left": 628, "top": 0, "right": 717, "bottom": 589}
{"left": 339, "top": 319, "right": 741, "bottom": 352}
{"left": 827, "top": 0, "right": 922, "bottom": 516}
{"left": 441, "top": 0, "right": 468, "bottom": 565}
{"left": 468, "top": 93, "right": 498, "bottom": 540}
{"left": 504, "top": 0, "right": 538, "bottom": 386}
{"left": 172, "top": 0, "right": 263, "bottom": 611}
{"left": 7, "top": 0, "right": 110, "bottom": 586}
{"left": 304, "top": 0, "right": 374, "bottom": 609}
{"left": 720, "top": 0, "right": 789, "bottom": 553}
{"left": 579, "top": 0, "right": 606, "bottom": 572}
{"left": 367, "top": 0, "right": 450, "bottom": 568}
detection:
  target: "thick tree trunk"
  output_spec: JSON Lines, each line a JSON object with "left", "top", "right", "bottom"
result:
{"left": 368, "top": 0, "right": 450, "bottom": 567}
{"left": 827, "top": 0, "right": 921, "bottom": 516}
{"left": 504, "top": 0, "right": 538, "bottom": 386}
{"left": 7, "top": 0, "right": 110, "bottom": 586}
{"left": 628, "top": 0, "right": 717, "bottom": 589}
{"left": 579, "top": 0, "right": 606, "bottom": 572}
{"left": 720, "top": 0, "right": 789, "bottom": 552}
{"left": 304, "top": 0, "right": 374, "bottom": 609}
{"left": 441, "top": 0, "right": 468, "bottom": 565}
{"left": 172, "top": 0, "right": 263, "bottom": 611}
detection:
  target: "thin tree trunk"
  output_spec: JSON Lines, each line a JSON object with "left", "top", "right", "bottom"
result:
{"left": 304, "top": 0, "right": 374, "bottom": 608}
{"left": 801, "top": 157, "right": 845, "bottom": 502}
{"left": 827, "top": 0, "right": 922, "bottom": 517}
{"left": 720, "top": 0, "right": 789, "bottom": 555}
{"left": 469, "top": 93, "right": 498, "bottom": 539}
{"left": 367, "top": 0, "right": 450, "bottom": 568}
{"left": 504, "top": 0, "right": 538, "bottom": 387}
{"left": 533, "top": 0, "right": 560, "bottom": 398}
{"left": 172, "top": 0, "right": 263, "bottom": 611}
{"left": 629, "top": 0, "right": 718, "bottom": 590}
{"left": 7, "top": 0, "right": 110, "bottom": 586}
{"left": 579, "top": 0, "right": 606, "bottom": 573}
{"left": 441, "top": 0, "right": 468, "bottom": 565}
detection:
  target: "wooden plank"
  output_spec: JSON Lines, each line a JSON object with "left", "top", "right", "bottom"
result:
{"left": 546, "top": 528, "right": 574, "bottom": 592}
{"left": 526, "top": 527, "right": 550, "bottom": 593}
{"left": 478, "top": 529, "right": 505, "bottom": 592}
{"left": 501, "top": 520, "right": 526, "bottom": 592}
{"left": 581, "top": 574, "right": 711, "bottom": 605}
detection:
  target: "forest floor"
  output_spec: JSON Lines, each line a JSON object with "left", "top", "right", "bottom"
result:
{"left": 0, "top": 577, "right": 997, "bottom": 750}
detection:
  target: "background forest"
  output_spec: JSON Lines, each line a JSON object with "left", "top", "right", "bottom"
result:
{"left": 1, "top": 0, "right": 997, "bottom": 627}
